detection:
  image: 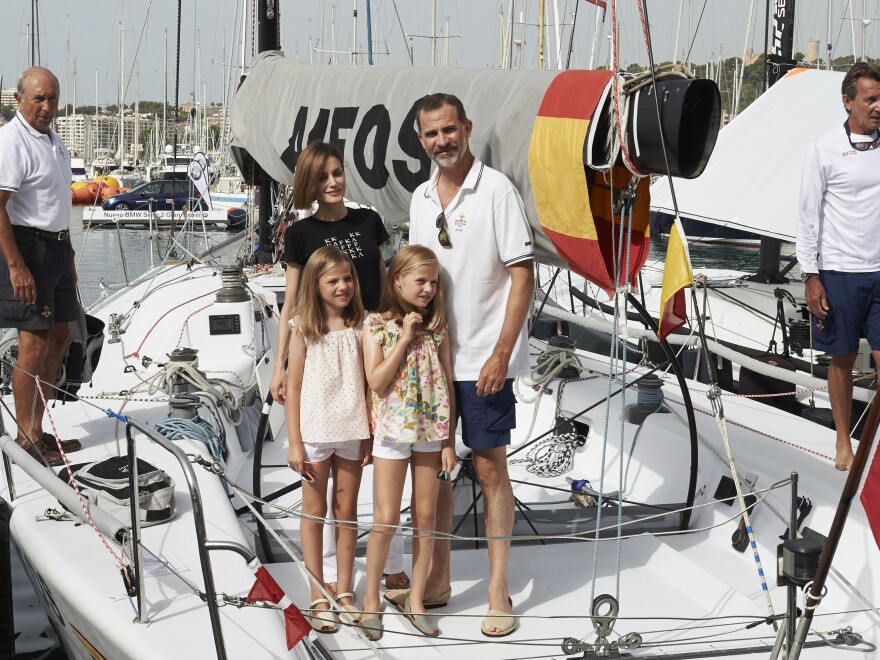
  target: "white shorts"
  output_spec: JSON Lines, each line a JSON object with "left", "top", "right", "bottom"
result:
{"left": 371, "top": 439, "right": 444, "bottom": 460}
{"left": 302, "top": 439, "right": 364, "bottom": 463}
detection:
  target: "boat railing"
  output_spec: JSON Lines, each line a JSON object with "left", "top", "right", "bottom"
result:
{"left": 124, "top": 418, "right": 254, "bottom": 660}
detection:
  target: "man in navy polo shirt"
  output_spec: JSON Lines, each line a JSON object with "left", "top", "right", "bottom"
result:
{"left": 797, "top": 62, "right": 880, "bottom": 471}
{"left": 0, "top": 67, "right": 80, "bottom": 466}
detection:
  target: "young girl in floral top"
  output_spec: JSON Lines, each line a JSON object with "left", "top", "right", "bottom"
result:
{"left": 359, "top": 245, "right": 456, "bottom": 640}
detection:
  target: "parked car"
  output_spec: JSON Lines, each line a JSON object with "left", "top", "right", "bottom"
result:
{"left": 101, "top": 179, "right": 206, "bottom": 211}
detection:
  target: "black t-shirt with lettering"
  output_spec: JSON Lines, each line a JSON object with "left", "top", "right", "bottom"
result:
{"left": 283, "top": 207, "right": 390, "bottom": 311}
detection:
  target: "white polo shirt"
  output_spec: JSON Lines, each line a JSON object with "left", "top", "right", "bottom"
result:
{"left": 796, "top": 124, "right": 880, "bottom": 274}
{"left": 410, "top": 158, "right": 534, "bottom": 381}
{"left": 0, "top": 112, "right": 72, "bottom": 232}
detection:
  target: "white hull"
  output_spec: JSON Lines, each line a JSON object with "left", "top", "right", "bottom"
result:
{"left": 2, "top": 247, "right": 878, "bottom": 658}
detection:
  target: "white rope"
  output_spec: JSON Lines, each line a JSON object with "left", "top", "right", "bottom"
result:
{"left": 147, "top": 359, "right": 243, "bottom": 424}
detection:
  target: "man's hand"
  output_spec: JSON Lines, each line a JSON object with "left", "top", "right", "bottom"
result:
{"left": 476, "top": 350, "right": 509, "bottom": 397}
{"left": 10, "top": 263, "right": 36, "bottom": 305}
{"left": 805, "top": 276, "right": 828, "bottom": 319}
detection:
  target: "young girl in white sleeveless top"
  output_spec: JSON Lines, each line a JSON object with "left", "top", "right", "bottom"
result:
{"left": 358, "top": 245, "right": 457, "bottom": 640}
{"left": 286, "top": 246, "right": 371, "bottom": 633}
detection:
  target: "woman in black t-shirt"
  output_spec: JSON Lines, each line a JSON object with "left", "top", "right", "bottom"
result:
{"left": 269, "top": 141, "right": 389, "bottom": 405}
{"left": 270, "top": 142, "right": 408, "bottom": 601}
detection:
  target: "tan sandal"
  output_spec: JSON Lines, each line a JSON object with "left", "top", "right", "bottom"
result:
{"left": 384, "top": 586, "right": 450, "bottom": 610}
{"left": 481, "top": 598, "right": 516, "bottom": 638}
{"left": 382, "top": 571, "right": 410, "bottom": 589}
{"left": 308, "top": 598, "right": 338, "bottom": 633}
{"left": 358, "top": 612, "right": 383, "bottom": 641}
{"left": 335, "top": 591, "right": 360, "bottom": 624}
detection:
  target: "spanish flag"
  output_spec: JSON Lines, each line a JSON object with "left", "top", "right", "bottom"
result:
{"left": 528, "top": 70, "right": 650, "bottom": 296}
{"left": 862, "top": 441, "right": 880, "bottom": 549}
{"left": 658, "top": 215, "right": 693, "bottom": 341}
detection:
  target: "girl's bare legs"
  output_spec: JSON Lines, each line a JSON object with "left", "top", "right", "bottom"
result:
{"left": 331, "top": 455, "right": 364, "bottom": 611}
{"left": 408, "top": 451, "right": 442, "bottom": 615}
{"left": 302, "top": 459, "right": 332, "bottom": 606}
{"left": 362, "top": 457, "right": 408, "bottom": 620}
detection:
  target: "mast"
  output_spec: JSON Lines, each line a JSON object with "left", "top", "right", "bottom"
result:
{"left": 538, "top": 0, "right": 546, "bottom": 70}
{"left": 118, "top": 0, "right": 125, "bottom": 167}
{"left": 163, "top": 28, "right": 168, "bottom": 150}
{"left": 506, "top": 0, "right": 515, "bottom": 68}
{"left": 351, "top": 0, "right": 358, "bottom": 65}
{"left": 754, "top": 0, "right": 797, "bottom": 283}
{"left": 94, "top": 68, "right": 98, "bottom": 164}
{"left": 673, "top": 0, "right": 685, "bottom": 63}
{"left": 734, "top": 0, "right": 756, "bottom": 117}
{"left": 588, "top": 1, "right": 602, "bottom": 70}
{"left": 65, "top": 16, "right": 70, "bottom": 116}
{"left": 366, "top": 0, "right": 373, "bottom": 64}
{"left": 432, "top": 0, "right": 437, "bottom": 66}
{"left": 826, "top": 0, "right": 833, "bottom": 69}
{"left": 255, "top": 0, "right": 280, "bottom": 264}
{"left": 553, "top": 0, "right": 562, "bottom": 69}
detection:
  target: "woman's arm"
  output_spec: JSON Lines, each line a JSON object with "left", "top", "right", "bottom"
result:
{"left": 362, "top": 313, "right": 421, "bottom": 394}
{"left": 284, "top": 328, "right": 308, "bottom": 473}
{"left": 269, "top": 264, "right": 302, "bottom": 403}
{"left": 438, "top": 330, "right": 457, "bottom": 473}
{"left": 377, "top": 249, "right": 387, "bottom": 289}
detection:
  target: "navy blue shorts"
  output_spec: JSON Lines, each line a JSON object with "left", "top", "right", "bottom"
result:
{"left": 811, "top": 270, "right": 880, "bottom": 355}
{"left": 0, "top": 227, "right": 79, "bottom": 330}
{"left": 453, "top": 379, "right": 516, "bottom": 450}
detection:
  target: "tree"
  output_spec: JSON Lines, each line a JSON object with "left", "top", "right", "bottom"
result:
{"left": 0, "top": 105, "right": 14, "bottom": 121}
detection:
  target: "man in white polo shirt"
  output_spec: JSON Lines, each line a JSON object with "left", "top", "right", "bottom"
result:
{"left": 797, "top": 62, "right": 880, "bottom": 472}
{"left": 400, "top": 92, "right": 534, "bottom": 637}
{"left": 0, "top": 67, "right": 80, "bottom": 467}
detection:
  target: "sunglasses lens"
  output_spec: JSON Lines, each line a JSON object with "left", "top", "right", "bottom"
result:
{"left": 436, "top": 212, "right": 451, "bottom": 247}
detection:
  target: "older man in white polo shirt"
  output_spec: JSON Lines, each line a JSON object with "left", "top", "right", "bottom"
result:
{"left": 0, "top": 67, "right": 80, "bottom": 466}
{"left": 395, "top": 92, "right": 533, "bottom": 637}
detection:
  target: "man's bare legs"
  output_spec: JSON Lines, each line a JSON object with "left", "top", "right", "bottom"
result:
{"left": 13, "top": 324, "right": 69, "bottom": 444}
{"left": 473, "top": 446, "right": 514, "bottom": 629}
{"left": 828, "top": 351, "right": 857, "bottom": 470}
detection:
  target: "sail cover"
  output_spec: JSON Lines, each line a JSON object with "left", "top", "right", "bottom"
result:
{"left": 231, "top": 52, "right": 650, "bottom": 294}
{"left": 650, "top": 68, "right": 846, "bottom": 242}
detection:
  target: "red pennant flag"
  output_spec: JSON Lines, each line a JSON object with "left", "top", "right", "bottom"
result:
{"left": 585, "top": 0, "right": 607, "bottom": 9}
{"left": 247, "top": 566, "right": 285, "bottom": 604}
{"left": 284, "top": 604, "right": 311, "bottom": 649}
{"left": 861, "top": 444, "right": 880, "bottom": 548}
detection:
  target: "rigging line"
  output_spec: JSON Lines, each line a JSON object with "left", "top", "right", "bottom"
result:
{"left": 121, "top": 0, "right": 156, "bottom": 102}
{"left": 229, "top": 468, "right": 789, "bottom": 545}
{"left": 684, "top": 0, "right": 709, "bottom": 62}
{"left": 225, "top": 483, "right": 386, "bottom": 658}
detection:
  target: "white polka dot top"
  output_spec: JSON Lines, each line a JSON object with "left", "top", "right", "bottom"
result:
{"left": 296, "top": 325, "right": 370, "bottom": 443}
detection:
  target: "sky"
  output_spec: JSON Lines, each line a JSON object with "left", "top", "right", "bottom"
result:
{"left": 1, "top": 0, "right": 878, "bottom": 107}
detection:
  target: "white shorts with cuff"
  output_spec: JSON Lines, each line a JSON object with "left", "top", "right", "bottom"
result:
{"left": 371, "top": 439, "right": 444, "bottom": 460}
{"left": 302, "top": 439, "right": 364, "bottom": 463}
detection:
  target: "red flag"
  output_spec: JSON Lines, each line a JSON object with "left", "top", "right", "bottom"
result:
{"left": 284, "top": 605, "right": 311, "bottom": 649}
{"left": 861, "top": 444, "right": 880, "bottom": 548}
{"left": 585, "top": 0, "right": 607, "bottom": 9}
{"left": 247, "top": 566, "right": 285, "bottom": 604}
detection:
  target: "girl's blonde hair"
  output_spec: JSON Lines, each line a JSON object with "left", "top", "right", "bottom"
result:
{"left": 294, "top": 246, "right": 364, "bottom": 340}
{"left": 377, "top": 245, "right": 447, "bottom": 334}
{"left": 292, "top": 141, "right": 344, "bottom": 210}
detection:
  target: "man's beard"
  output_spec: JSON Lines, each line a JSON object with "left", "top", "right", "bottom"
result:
{"left": 432, "top": 138, "right": 467, "bottom": 168}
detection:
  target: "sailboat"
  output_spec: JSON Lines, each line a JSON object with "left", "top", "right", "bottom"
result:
{"left": 2, "top": 1, "right": 879, "bottom": 659}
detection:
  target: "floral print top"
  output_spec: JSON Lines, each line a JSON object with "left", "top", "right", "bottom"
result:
{"left": 364, "top": 313, "right": 451, "bottom": 444}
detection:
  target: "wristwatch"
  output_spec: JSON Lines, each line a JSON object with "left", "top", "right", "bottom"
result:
{"left": 800, "top": 272, "right": 818, "bottom": 283}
